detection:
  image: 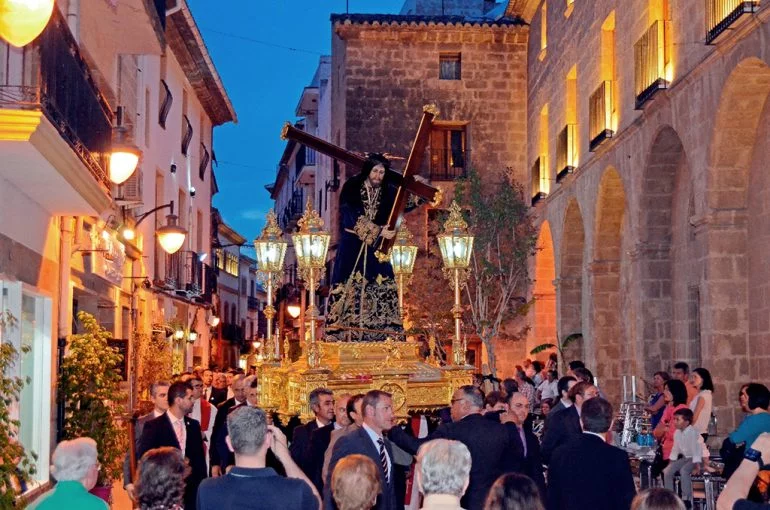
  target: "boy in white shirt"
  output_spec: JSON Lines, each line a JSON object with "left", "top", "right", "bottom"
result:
{"left": 663, "top": 408, "right": 708, "bottom": 508}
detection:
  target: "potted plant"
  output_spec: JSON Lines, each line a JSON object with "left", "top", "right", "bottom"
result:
{"left": 0, "top": 310, "right": 37, "bottom": 508}
{"left": 530, "top": 332, "right": 584, "bottom": 373}
{"left": 58, "top": 311, "right": 125, "bottom": 504}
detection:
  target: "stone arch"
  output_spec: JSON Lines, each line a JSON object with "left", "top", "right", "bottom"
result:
{"left": 703, "top": 57, "right": 770, "bottom": 430}
{"left": 532, "top": 221, "right": 557, "bottom": 355}
{"left": 637, "top": 126, "right": 688, "bottom": 375}
{"left": 559, "top": 198, "right": 585, "bottom": 361}
{"left": 592, "top": 167, "right": 627, "bottom": 402}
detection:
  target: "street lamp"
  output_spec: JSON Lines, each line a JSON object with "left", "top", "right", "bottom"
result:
{"left": 120, "top": 201, "right": 188, "bottom": 254}
{"left": 0, "top": 0, "right": 55, "bottom": 48}
{"left": 291, "top": 200, "right": 330, "bottom": 369}
{"left": 438, "top": 201, "right": 474, "bottom": 366}
{"left": 254, "top": 210, "right": 287, "bottom": 361}
{"left": 110, "top": 107, "right": 141, "bottom": 185}
{"left": 390, "top": 220, "right": 418, "bottom": 321}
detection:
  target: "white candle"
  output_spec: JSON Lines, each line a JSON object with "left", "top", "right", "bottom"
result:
{"left": 623, "top": 376, "right": 627, "bottom": 401}
{"left": 632, "top": 376, "right": 637, "bottom": 402}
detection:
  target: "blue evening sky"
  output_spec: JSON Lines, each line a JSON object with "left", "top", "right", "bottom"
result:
{"left": 187, "top": 0, "right": 404, "bottom": 245}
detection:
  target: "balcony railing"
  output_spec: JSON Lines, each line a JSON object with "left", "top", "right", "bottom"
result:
{"left": 589, "top": 81, "right": 614, "bottom": 152}
{"left": 281, "top": 189, "right": 304, "bottom": 229}
{"left": 706, "top": 0, "right": 759, "bottom": 44}
{"left": 306, "top": 148, "right": 317, "bottom": 166}
{"left": 429, "top": 148, "right": 469, "bottom": 181}
{"left": 199, "top": 143, "right": 210, "bottom": 179}
{"left": 165, "top": 251, "right": 182, "bottom": 289}
{"left": 202, "top": 265, "right": 216, "bottom": 304}
{"left": 248, "top": 296, "right": 260, "bottom": 311}
{"left": 0, "top": 9, "right": 113, "bottom": 189}
{"left": 163, "top": 251, "right": 206, "bottom": 298}
{"left": 635, "top": 20, "right": 669, "bottom": 109}
{"left": 556, "top": 124, "right": 578, "bottom": 182}
{"left": 531, "top": 157, "right": 547, "bottom": 207}
{"left": 181, "top": 115, "right": 193, "bottom": 155}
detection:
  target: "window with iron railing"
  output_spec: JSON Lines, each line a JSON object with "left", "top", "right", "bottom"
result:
{"left": 429, "top": 127, "right": 468, "bottom": 180}
{"left": 706, "top": 0, "right": 759, "bottom": 44}
{"left": 306, "top": 148, "right": 317, "bottom": 166}
{"left": 589, "top": 81, "right": 614, "bottom": 151}
{"left": 556, "top": 124, "right": 578, "bottom": 182}
{"left": 158, "top": 79, "right": 172, "bottom": 128}
{"left": 165, "top": 251, "right": 182, "bottom": 288}
{"left": 634, "top": 20, "right": 669, "bottom": 108}
{"left": 181, "top": 115, "right": 193, "bottom": 156}
{"left": 531, "top": 157, "right": 547, "bottom": 206}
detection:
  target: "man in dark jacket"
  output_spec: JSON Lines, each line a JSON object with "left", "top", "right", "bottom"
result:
{"left": 389, "top": 385, "right": 517, "bottom": 510}
{"left": 547, "top": 398, "right": 636, "bottom": 510}
{"left": 541, "top": 381, "right": 598, "bottom": 464}
{"left": 502, "top": 392, "right": 546, "bottom": 495}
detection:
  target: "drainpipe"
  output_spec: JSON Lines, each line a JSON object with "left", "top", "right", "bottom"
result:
{"left": 56, "top": 217, "right": 76, "bottom": 441}
{"left": 66, "top": 0, "right": 80, "bottom": 43}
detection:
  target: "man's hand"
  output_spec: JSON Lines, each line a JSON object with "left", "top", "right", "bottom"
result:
{"left": 414, "top": 175, "right": 429, "bottom": 184}
{"left": 381, "top": 228, "right": 396, "bottom": 240}
{"left": 269, "top": 425, "right": 290, "bottom": 458}
{"left": 500, "top": 411, "right": 515, "bottom": 424}
{"left": 125, "top": 483, "right": 136, "bottom": 502}
{"left": 211, "top": 465, "right": 221, "bottom": 477}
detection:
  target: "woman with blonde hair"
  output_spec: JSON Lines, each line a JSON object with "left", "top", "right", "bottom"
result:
{"left": 331, "top": 454, "right": 381, "bottom": 510}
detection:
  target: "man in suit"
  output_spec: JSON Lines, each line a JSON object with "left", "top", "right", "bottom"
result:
{"left": 123, "top": 381, "right": 169, "bottom": 502}
{"left": 326, "top": 390, "right": 398, "bottom": 510}
{"left": 541, "top": 380, "right": 598, "bottom": 464}
{"left": 308, "top": 393, "right": 350, "bottom": 491}
{"left": 323, "top": 393, "right": 364, "bottom": 484}
{"left": 196, "top": 406, "right": 319, "bottom": 509}
{"left": 389, "top": 385, "right": 517, "bottom": 510}
{"left": 290, "top": 387, "right": 334, "bottom": 478}
{"left": 210, "top": 374, "right": 247, "bottom": 475}
{"left": 137, "top": 381, "right": 207, "bottom": 510}
{"left": 546, "top": 375, "right": 577, "bottom": 421}
{"left": 547, "top": 397, "right": 636, "bottom": 510}
{"left": 502, "top": 392, "right": 546, "bottom": 495}
{"left": 207, "top": 372, "right": 228, "bottom": 406}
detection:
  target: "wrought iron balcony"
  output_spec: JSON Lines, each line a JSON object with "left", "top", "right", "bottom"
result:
{"left": 0, "top": 9, "right": 113, "bottom": 189}
{"left": 635, "top": 20, "right": 670, "bottom": 109}
{"left": 248, "top": 296, "right": 260, "bottom": 311}
{"left": 556, "top": 124, "right": 578, "bottom": 182}
{"left": 281, "top": 189, "right": 304, "bottom": 229}
{"left": 531, "top": 157, "right": 547, "bottom": 207}
{"left": 589, "top": 81, "right": 614, "bottom": 152}
{"left": 706, "top": 0, "right": 759, "bottom": 44}
{"left": 429, "top": 148, "right": 469, "bottom": 181}
{"left": 221, "top": 323, "right": 245, "bottom": 344}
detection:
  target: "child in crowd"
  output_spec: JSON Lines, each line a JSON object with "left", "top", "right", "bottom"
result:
{"left": 663, "top": 408, "right": 709, "bottom": 509}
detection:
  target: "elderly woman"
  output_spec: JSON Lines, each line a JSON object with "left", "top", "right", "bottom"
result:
{"left": 416, "top": 439, "right": 472, "bottom": 510}
{"left": 31, "top": 437, "right": 106, "bottom": 509}
{"left": 484, "top": 473, "right": 545, "bottom": 510}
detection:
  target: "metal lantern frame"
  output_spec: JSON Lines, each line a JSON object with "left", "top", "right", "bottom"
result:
{"left": 254, "top": 210, "right": 287, "bottom": 361}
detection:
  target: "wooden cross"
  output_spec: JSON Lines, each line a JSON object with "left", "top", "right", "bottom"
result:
{"left": 281, "top": 105, "right": 441, "bottom": 256}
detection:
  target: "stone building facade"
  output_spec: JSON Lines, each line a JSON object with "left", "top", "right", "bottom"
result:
{"left": 519, "top": 0, "right": 770, "bottom": 430}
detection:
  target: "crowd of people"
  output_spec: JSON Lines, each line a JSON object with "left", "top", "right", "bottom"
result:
{"left": 28, "top": 360, "right": 770, "bottom": 510}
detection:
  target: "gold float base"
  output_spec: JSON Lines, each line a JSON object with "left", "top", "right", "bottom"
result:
{"left": 258, "top": 339, "right": 473, "bottom": 421}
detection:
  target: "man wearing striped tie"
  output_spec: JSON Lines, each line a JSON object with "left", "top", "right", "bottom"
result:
{"left": 325, "top": 389, "right": 398, "bottom": 510}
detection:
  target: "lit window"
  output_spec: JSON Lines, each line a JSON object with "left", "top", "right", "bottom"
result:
{"left": 439, "top": 53, "right": 461, "bottom": 80}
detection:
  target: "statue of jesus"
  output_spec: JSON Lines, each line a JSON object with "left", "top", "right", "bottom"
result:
{"left": 325, "top": 154, "right": 425, "bottom": 342}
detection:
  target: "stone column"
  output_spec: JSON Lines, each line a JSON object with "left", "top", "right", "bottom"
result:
{"left": 588, "top": 259, "right": 623, "bottom": 404}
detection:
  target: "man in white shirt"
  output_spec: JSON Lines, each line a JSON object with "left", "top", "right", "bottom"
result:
{"left": 664, "top": 408, "right": 707, "bottom": 507}
{"left": 190, "top": 375, "right": 217, "bottom": 472}
{"left": 538, "top": 370, "right": 559, "bottom": 401}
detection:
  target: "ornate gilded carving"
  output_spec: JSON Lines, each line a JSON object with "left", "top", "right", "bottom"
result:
{"left": 380, "top": 382, "right": 406, "bottom": 412}
{"left": 353, "top": 216, "right": 381, "bottom": 246}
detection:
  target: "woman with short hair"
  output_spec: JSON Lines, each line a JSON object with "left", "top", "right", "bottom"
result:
{"left": 136, "top": 447, "right": 188, "bottom": 510}
{"left": 331, "top": 454, "right": 380, "bottom": 510}
{"left": 484, "top": 473, "right": 544, "bottom": 510}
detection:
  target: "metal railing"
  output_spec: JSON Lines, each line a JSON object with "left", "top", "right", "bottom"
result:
{"left": 281, "top": 189, "right": 304, "bottom": 229}
{"left": 165, "top": 251, "right": 182, "bottom": 289}
{"left": 556, "top": 124, "right": 578, "bottom": 182}
{"left": 634, "top": 20, "right": 669, "bottom": 108}
{"left": 199, "top": 143, "right": 210, "bottom": 179}
{"left": 429, "top": 148, "right": 469, "bottom": 181}
{"left": 248, "top": 296, "right": 260, "bottom": 310}
{"left": 181, "top": 115, "right": 193, "bottom": 155}
{"left": 589, "top": 81, "right": 614, "bottom": 151}
{"left": 158, "top": 80, "right": 172, "bottom": 128}
{"left": 0, "top": 9, "right": 113, "bottom": 189}
{"left": 221, "top": 323, "right": 244, "bottom": 344}
{"left": 706, "top": 0, "right": 759, "bottom": 43}
{"left": 306, "top": 148, "right": 317, "bottom": 166}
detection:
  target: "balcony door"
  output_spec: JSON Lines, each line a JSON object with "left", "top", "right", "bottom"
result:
{"left": 430, "top": 126, "right": 467, "bottom": 181}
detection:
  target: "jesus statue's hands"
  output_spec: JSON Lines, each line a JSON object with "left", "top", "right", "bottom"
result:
{"left": 381, "top": 228, "right": 396, "bottom": 240}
